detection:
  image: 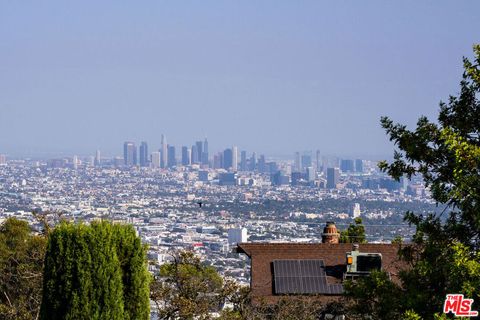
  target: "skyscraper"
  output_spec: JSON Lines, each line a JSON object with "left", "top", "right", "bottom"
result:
{"left": 294, "top": 152, "right": 301, "bottom": 172}
{"left": 223, "top": 148, "right": 233, "bottom": 170}
{"left": 258, "top": 154, "right": 266, "bottom": 173}
{"left": 181, "top": 146, "right": 191, "bottom": 166}
{"left": 326, "top": 167, "right": 340, "bottom": 189}
{"left": 213, "top": 152, "right": 223, "bottom": 169}
{"left": 232, "top": 146, "right": 238, "bottom": 171}
{"left": 301, "top": 152, "right": 312, "bottom": 171}
{"left": 0, "top": 154, "right": 6, "bottom": 165}
{"left": 139, "top": 141, "right": 149, "bottom": 167}
{"left": 249, "top": 152, "right": 257, "bottom": 171}
{"left": 355, "top": 159, "right": 364, "bottom": 173}
{"left": 191, "top": 144, "right": 198, "bottom": 164}
{"left": 151, "top": 151, "right": 161, "bottom": 168}
{"left": 94, "top": 150, "right": 101, "bottom": 167}
{"left": 72, "top": 155, "right": 78, "bottom": 170}
{"left": 123, "top": 142, "right": 137, "bottom": 166}
{"left": 161, "top": 134, "right": 168, "bottom": 168}
{"left": 240, "top": 150, "right": 247, "bottom": 171}
{"left": 201, "top": 138, "right": 209, "bottom": 165}
{"left": 196, "top": 141, "right": 203, "bottom": 164}
{"left": 167, "top": 145, "right": 176, "bottom": 167}
{"left": 306, "top": 166, "right": 315, "bottom": 182}
{"left": 340, "top": 159, "right": 354, "bottom": 172}
{"left": 315, "top": 150, "right": 321, "bottom": 172}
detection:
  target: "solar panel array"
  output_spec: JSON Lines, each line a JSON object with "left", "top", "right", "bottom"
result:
{"left": 273, "top": 260, "right": 344, "bottom": 295}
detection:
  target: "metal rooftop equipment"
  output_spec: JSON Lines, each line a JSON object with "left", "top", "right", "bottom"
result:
{"left": 344, "top": 244, "right": 382, "bottom": 280}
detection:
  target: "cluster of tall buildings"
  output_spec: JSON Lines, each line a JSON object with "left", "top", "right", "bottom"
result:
{"left": 122, "top": 136, "right": 275, "bottom": 172}
{"left": 121, "top": 139, "right": 368, "bottom": 191}
{"left": 123, "top": 136, "right": 214, "bottom": 169}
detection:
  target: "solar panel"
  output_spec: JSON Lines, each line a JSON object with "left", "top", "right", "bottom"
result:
{"left": 273, "top": 260, "right": 342, "bottom": 295}
{"left": 327, "top": 284, "right": 344, "bottom": 295}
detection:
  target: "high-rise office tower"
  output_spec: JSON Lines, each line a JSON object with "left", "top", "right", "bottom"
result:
{"left": 291, "top": 171, "right": 302, "bottom": 186}
{"left": 301, "top": 152, "right": 312, "bottom": 171}
{"left": 151, "top": 151, "right": 161, "bottom": 168}
{"left": 340, "top": 159, "right": 354, "bottom": 172}
{"left": 72, "top": 155, "right": 78, "bottom": 170}
{"left": 355, "top": 159, "right": 364, "bottom": 173}
{"left": 139, "top": 141, "right": 149, "bottom": 167}
{"left": 161, "top": 134, "right": 168, "bottom": 168}
{"left": 191, "top": 145, "right": 198, "bottom": 164}
{"left": 223, "top": 148, "right": 233, "bottom": 170}
{"left": 94, "top": 150, "right": 101, "bottom": 167}
{"left": 201, "top": 138, "right": 209, "bottom": 165}
{"left": 322, "top": 156, "right": 329, "bottom": 174}
{"left": 306, "top": 166, "right": 315, "bottom": 182}
{"left": 271, "top": 171, "right": 290, "bottom": 186}
{"left": 326, "top": 167, "right": 340, "bottom": 189}
{"left": 0, "top": 154, "right": 6, "bottom": 165}
{"left": 181, "top": 146, "right": 191, "bottom": 166}
{"left": 294, "top": 152, "right": 301, "bottom": 172}
{"left": 213, "top": 152, "right": 223, "bottom": 169}
{"left": 249, "top": 152, "right": 257, "bottom": 171}
{"left": 232, "top": 146, "right": 238, "bottom": 171}
{"left": 258, "top": 155, "right": 266, "bottom": 173}
{"left": 195, "top": 141, "right": 203, "bottom": 164}
{"left": 167, "top": 145, "right": 176, "bottom": 167}
{"left": 187, "top": 148, "right": 192, "bottom": 165}
{"left": 123, "top": 141, "right": 137, "bottom": 166}
{"left": 240, "top": 150, "right": 247, "bottom": 171}
{"left": 315, "top": 150, "right": 321, "bottom": 172}
{"left": 267, "top": 161, "right": 278, "bottom": 174}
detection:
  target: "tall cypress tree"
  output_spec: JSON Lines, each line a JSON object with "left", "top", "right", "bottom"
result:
{"left": 112, "top": 223, "right": 151, "bottom": 320}
{"left": 40, "top": 221, "right": 150, "bottom": 320}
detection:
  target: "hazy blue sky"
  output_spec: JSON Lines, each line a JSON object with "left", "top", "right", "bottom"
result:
{"left": 1, "top": 1, "right": 479, "bottom": 158}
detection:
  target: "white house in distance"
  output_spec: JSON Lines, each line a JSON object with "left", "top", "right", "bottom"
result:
{"left": 228, "top": 228, "right": 248, "bottom": 245}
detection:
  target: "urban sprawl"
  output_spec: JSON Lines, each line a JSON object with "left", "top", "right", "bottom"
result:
{"left": 0, "top": 137, "right": 438, "bottom": 285}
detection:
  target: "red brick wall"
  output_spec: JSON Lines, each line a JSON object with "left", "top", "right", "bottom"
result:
{"left": 238, "top": 243, "right": 405, "bottom": 299}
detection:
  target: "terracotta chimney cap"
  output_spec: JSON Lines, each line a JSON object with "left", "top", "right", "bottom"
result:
{"left": 321, "top": 221, "right": 340, "bottom": 244}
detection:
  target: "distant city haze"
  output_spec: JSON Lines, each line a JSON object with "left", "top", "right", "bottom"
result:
{"left": 1, "top": 1, "right": 479, "bottom": 158}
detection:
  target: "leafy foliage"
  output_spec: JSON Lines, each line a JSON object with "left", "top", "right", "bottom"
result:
{"left": 344, "top": 270, "right": 403, "bottom": 319}
{"left": 0, "top": 218, "right": 46, "bottom": 320}
{"left": 40, "top": 221, "right": 150, "bottom": 320}
{"left": 346, "top": 45, "right": 480, "bottom": 319}
{"left": 340, "top": 217, "right": 367, "bottom": 243}
{"left": 151, "top": 250, "right": 241, "bottom": 320}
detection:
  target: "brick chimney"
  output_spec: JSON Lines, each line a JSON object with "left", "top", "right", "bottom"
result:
{"left": 321, "top": 221, "right": 340, "bottom": 244}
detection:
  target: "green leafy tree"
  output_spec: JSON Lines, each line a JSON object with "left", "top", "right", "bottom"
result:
{"left": 340, "top": 217, "right": 367, "bottom": 243}
{"left": 0, "top": 218, "right": 47, "bottom": 320}
{"left": 346, "top": 45, "right": 480, "bottom": 319}
{"left": 112, "top": 223, "right": 152, "bottom": 320}
{"left": 40, "top": 221, "right": 150, "bottom": 320}
{"left": 151, "top": 250, "right": 241, "bottom": 320}
{"left": 344, "top": 270, "right": 403, "bottom": 319}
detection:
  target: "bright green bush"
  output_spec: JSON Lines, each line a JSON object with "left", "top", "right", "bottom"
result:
{"left": 40, "top": 221, "right": 150, "bottom": 320}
